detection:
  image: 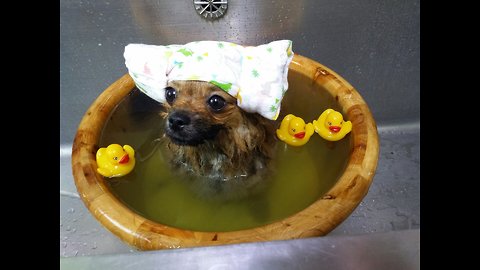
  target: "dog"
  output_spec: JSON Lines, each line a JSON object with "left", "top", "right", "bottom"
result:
{"left": 124, "top": 40, "right": 294, "bottom": 200}
{"left": 158, "top": 80, "right": 279, "bottom": 200}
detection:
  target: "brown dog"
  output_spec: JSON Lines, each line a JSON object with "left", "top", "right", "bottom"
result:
{"left": 159, "top": 80, "right": 278, "bottom": 200}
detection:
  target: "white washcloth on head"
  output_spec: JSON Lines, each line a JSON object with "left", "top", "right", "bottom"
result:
{"left": 124, "top": 40, "right": 294, "bottom": 120}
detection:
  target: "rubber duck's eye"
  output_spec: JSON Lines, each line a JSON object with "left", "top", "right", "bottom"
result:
{"left": 113, "top": 157, "right": 118, "bottom": 160}
{"left": 207, "top": 95, "right": 226, "bottom": 112}
{"left": 328, "top": 122, "right": 331, "bottom": 125}
{"left": 340, "top": 121, "right": 343, "bottom": 124}
{"left": 165, "top": 87, "right": 176, "bottom": 104}
{"left": 292, "top": 129, "right": 296, "bottom": 132}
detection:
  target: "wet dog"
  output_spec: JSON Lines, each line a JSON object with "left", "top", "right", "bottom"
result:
{"left": 159, "top": 80, "right": 278, "bottom": 200}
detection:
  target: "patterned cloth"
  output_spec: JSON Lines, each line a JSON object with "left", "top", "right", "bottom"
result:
{"left": 124, "top": 40, "right": 294, "bottom": 120}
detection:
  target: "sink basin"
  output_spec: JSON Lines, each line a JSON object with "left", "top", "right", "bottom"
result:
{"left": 71, "top": 53, "right": 379, "bottom": 250}
{"left": 61, "top": 0, "right": 420, "bottom": 263}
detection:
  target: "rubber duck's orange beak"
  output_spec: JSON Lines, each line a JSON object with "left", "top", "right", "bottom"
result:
{"left": 294, "top": 131, "right": 306, "bottom": 139}
{"left": 119, "top": 154, "right": 129, "bottom": 164}
{"left": 329, "top": 126, "right": 341, "bottom": 133}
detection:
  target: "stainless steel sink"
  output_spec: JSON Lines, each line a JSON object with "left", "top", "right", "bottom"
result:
{"left": 60, "top": 0, "right": 419, "bottom": 267}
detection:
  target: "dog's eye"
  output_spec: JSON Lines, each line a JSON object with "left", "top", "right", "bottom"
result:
{"left": 207, "top": 95, "right": 226, "bottom": 112}
{"left": 165, "top": 87, "right": 176, "bottom": 104}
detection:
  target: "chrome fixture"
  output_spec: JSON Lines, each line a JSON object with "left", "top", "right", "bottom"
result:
{"left": 193, "top": 0, "right": 228, "bottom": 19}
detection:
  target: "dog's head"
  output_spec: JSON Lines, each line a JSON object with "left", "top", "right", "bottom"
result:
{"left": 161, "top": 80, "right": 248, "bottom": 146}
{"left": 160, "top": 80, "right": 278, "bottom": 182}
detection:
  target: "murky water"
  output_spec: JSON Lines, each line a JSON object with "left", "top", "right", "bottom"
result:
{"left": 100, "top": 71, "right": 351, "bottom": 232}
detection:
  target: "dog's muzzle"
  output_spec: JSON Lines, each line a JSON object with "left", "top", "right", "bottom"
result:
{"left": 165, "top": 110, "right": 222, "bottom": 146}
{"left": 168, "top": 111, "right": 191, "bottom": 131}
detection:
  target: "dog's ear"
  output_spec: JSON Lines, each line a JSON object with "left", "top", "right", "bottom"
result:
{"left": 217, "top": 112, "right": 277, "bottom": 165}
{"left": 251, "top": 114, "right": 278, "bottom": 159}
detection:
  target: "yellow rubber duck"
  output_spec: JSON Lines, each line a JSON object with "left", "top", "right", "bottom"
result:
{"left": 276, "top": 114, "right": 314, "bottom": 146}
{"left": 313, "top": 109, "right": 352, "bottom": 141}
{"left": 96, "top": 144, "right": 136, "bottom": 178}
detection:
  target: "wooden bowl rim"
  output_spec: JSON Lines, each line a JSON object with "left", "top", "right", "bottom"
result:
{"left": 71, "top": 53, "right": 379, "bottom": 250}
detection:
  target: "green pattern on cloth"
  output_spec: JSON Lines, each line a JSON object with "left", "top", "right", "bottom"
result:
{"left": 177, "top": 48, "right": 194, "bottom": 56}
{"left": 287, "top": 41, "right": 293, "bottom": 57}
{"left": 210, "top": 80, "right": 232, "bottom": 92}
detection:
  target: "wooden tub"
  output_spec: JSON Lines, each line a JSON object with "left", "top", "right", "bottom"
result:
{"left": 72, "top": 54, "right": 379, "bottom": 250}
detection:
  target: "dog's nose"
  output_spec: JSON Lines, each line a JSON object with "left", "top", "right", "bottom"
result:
{"left": 168, "top": 112, "right": 191, "bottom": 131}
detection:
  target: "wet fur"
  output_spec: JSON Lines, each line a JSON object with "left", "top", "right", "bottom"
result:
{"left": 160, "top": 80, "right": 277, "bottom": 200}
